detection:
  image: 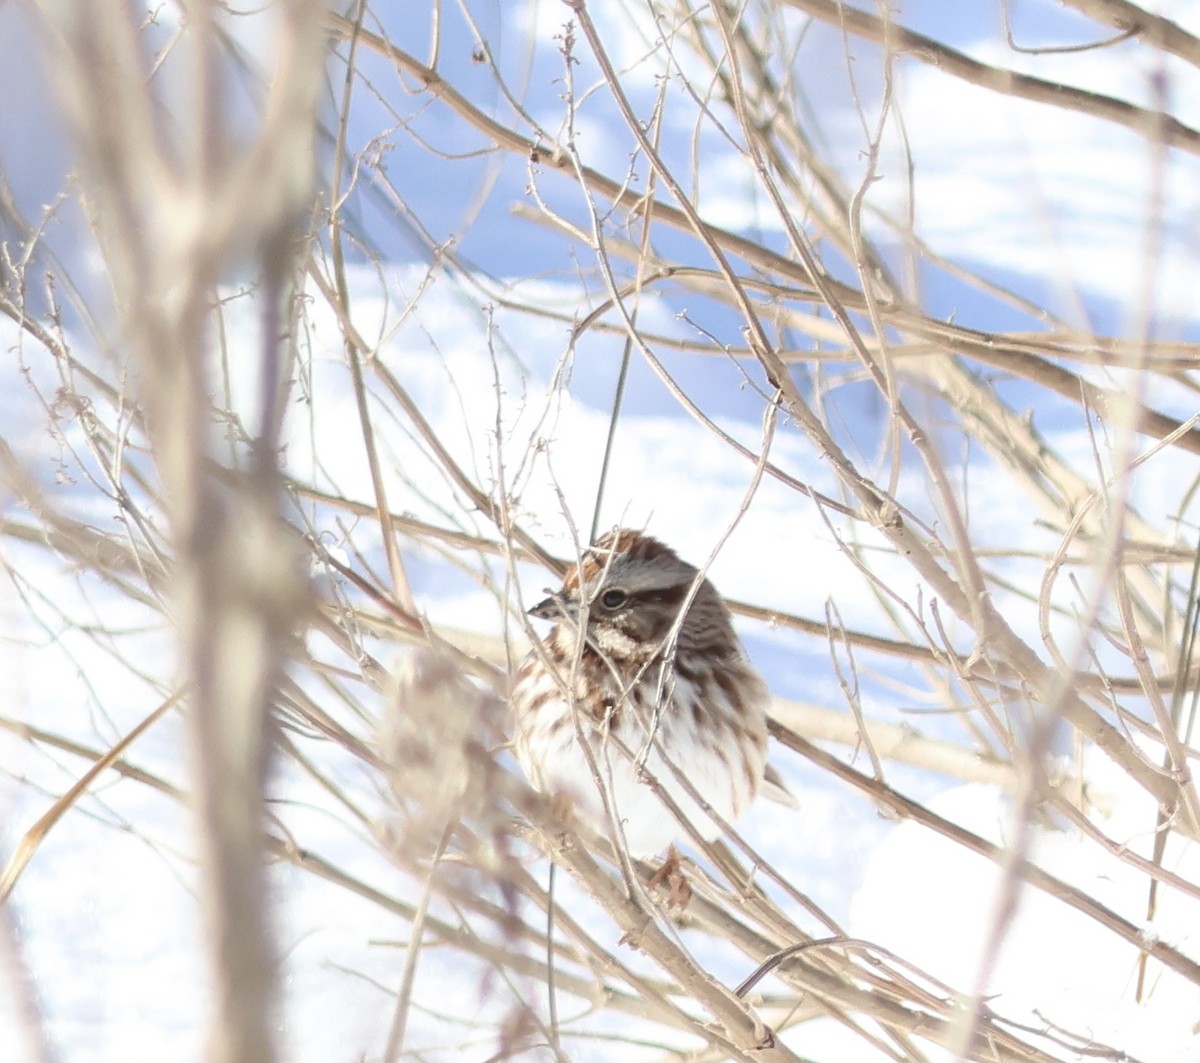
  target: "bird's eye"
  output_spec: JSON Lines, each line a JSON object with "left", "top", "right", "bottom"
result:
{"left": 600, "top": 588, "right": 627, "bottom": 610}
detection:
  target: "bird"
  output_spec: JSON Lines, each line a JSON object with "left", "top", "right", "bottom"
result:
{"left": 510, "top": 528, "right": 778, "bottom": 869}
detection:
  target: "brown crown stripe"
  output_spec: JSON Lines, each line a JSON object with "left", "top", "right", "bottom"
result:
{"left": 561, "top": 530, "right": 682, "bottom": 592}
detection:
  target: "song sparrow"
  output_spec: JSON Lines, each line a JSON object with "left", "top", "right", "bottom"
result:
{"left": 511, "top": 529, "right": 772, "bottom": 859}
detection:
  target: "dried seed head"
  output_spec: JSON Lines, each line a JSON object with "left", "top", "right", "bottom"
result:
{"left": 377, "top": 648, "right": 505, "bottom": 855}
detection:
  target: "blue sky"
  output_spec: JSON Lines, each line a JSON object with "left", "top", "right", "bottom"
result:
{"left": 5, "top": 2, "right": 1200, "bottom": 1060}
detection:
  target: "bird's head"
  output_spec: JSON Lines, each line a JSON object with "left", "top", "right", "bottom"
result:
{"left": 529, "top": 529, "right": 731, "bottom": 660}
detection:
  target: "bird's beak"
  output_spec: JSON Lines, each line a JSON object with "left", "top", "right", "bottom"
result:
{"left": 528, "top": 594, "right": 564, "bottom": 620}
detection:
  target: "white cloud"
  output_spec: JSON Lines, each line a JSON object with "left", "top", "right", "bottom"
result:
{"left": 870, "top": 38, "right": 1200, "bottom": 318}
{"left": 8, "top": 7, "right": 1200, "bottom": 1058}
{"left": 850, "top": 759, "right": 1200, "bottom": 1060}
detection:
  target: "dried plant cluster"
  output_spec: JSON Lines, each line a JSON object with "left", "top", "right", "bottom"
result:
{"left": 2, "top": 2, "right": 1200, "bottom": 1062}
